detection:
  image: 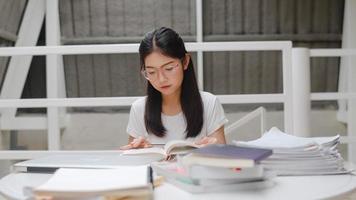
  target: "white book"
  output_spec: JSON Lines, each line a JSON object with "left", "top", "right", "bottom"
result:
{"left": 181, "top": 153, "right": 255, "bottom": 168}
{"left": 34, "top": 166, "right": 152, "bottom": 199}
{"left": 187, "top": 165, "right": 265, "bottom": 180}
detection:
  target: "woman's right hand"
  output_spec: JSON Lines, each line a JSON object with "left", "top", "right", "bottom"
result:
{"left": 119, "top": 136, "right": 152, "bottom": 150}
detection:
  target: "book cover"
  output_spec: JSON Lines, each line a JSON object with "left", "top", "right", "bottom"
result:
{"left": 191, "top": 144, "right": 273, "bottom": 162}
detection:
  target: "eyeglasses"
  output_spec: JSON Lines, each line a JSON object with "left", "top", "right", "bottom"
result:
{"left": 141, "top": 63, "right": 180, "bottom": 81}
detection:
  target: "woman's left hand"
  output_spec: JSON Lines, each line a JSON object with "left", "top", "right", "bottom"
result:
{"left": 195, "top": 136, "right": 218, "bottom": 147}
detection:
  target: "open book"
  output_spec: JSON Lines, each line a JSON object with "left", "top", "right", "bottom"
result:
{"left": 122, "top": 140, "right": 199, "bottom": 160}
{"left": 33, "top": 166, "right": 152, "bottom": 199}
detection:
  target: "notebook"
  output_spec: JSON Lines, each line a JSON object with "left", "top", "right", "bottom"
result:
{"left": 13, "top": 153, "right": 162, "bottom": 173}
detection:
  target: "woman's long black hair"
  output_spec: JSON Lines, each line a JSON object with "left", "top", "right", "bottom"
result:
{"left": 139, "top": 27, "right": 203, "bottom": 138}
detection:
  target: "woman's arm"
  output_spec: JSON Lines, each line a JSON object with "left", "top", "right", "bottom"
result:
{"left": 209, "top": 126, "right": 226, "bottom": 144}
{"left": 195, "top": 126, "right": 226, "bottom": 146}
{"left": 119, "top": 135, "right": 152, "bottom": 150}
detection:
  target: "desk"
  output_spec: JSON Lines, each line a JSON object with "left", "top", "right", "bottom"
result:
{"left": 1, "top": 172, "right": 356, "bottom": 200}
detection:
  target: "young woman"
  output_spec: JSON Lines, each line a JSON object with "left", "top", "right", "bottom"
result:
{"left": 121, "top": 27, "right": 228, "bottom": 150}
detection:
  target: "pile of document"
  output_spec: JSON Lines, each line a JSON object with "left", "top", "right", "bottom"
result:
{"left": 151, "top": 144, "right": 275, "bottom": 193}
{"left": 234, "top": 127, "right": 348, "bottom": 176}
{"left": 33, "top": 166, "right": 153, "bottom": 200}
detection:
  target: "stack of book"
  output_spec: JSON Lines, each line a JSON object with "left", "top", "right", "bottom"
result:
{"left": 151, "top": 144, "right": 275, "bottom": 193}
{"left": 234, "top": 127, "right": 349, "bottom": 176}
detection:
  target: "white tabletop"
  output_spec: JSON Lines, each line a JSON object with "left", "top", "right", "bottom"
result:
{"left": 1, "top": 172, "right": 356, "bottom": 200}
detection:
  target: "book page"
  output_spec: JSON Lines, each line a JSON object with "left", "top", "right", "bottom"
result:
{"left": 35, "top": 167, "right": 149, "bottom": 193}
{"left": 121, "top": 140, "right": 198, "bottom": 157}
{"left": 164, "top": 140, "right": 199, "bottom": 155}
{"left": 122, "top": 147, "right": 166, "bottom": 157}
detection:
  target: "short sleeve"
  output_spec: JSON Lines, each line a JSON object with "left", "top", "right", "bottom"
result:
{"left": 126, "top": 102, "right": 147, "bottom": 138}
{"left": 206, "top": 97, "right": 228, "bottom": 136}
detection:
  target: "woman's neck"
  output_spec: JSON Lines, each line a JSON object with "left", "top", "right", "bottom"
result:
{"left": 162, "top": 90, "right": 182, "bottom": 116}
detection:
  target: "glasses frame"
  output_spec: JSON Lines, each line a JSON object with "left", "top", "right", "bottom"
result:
{"left": 141, "top": 62, "right": 181, "bottom": 81}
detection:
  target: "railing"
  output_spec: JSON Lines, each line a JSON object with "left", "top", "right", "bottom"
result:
{"left": 0, "top": 41, "right": 294, "bottom": 160}
{"left": 292, "top": 48, "right": 356, "bottom": 162}
{"left": 225, "top": 107, "right": 267, "bottom": 138}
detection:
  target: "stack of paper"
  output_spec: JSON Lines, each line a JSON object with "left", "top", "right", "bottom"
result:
{"left": 234, "top": 127, "right": 348, "bottom": 176}
{"left": 33, "top": 166, "right": 152, "bottom": 199}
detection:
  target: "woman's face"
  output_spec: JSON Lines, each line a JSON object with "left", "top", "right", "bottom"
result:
{"left": 143, "top": 51, "right": 188, "bottom": 97}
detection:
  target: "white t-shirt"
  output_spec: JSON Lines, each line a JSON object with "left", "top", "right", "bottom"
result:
{"left": 126, "top": 91, "right": 228, "bottom": 144}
